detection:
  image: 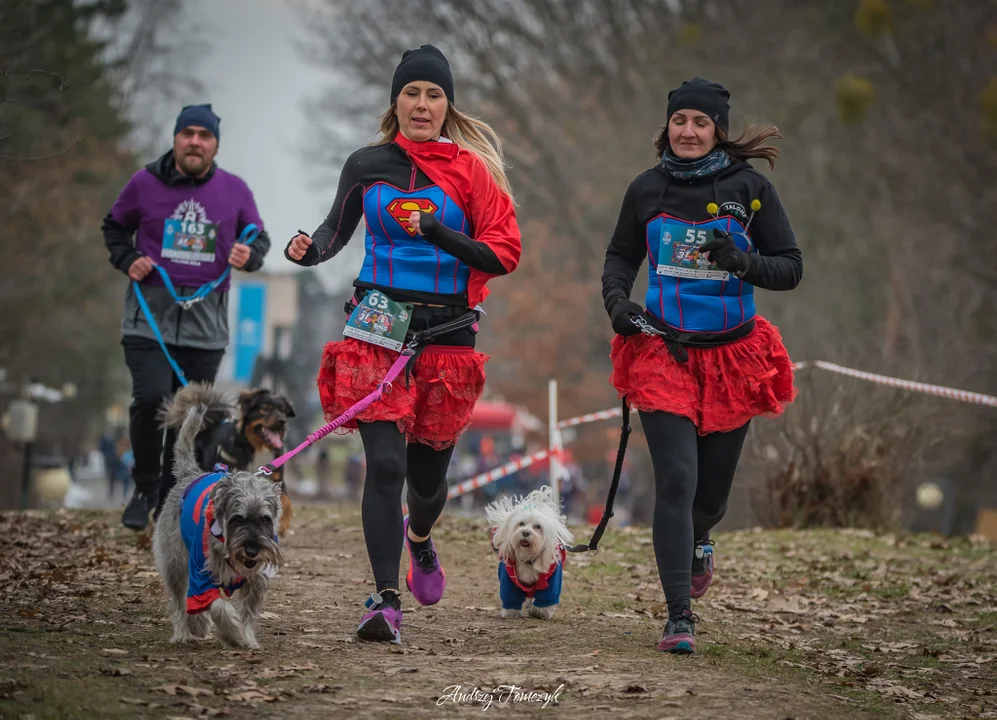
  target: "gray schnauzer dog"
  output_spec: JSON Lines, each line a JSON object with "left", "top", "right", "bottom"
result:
{"left": 153, "top": 404, "right": 284, "bottom": 649}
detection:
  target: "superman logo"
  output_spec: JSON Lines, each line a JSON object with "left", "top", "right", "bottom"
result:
{"left": 386, "top": 198, "right": 438, "bottom": 236}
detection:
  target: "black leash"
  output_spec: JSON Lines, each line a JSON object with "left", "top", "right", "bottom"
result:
{"left": 564, "top": 398, "right": 631, "bottom": 554}
{"left": 402, "top": 309, "right": 480, "bottom": 387}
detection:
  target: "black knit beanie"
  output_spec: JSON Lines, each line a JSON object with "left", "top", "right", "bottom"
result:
{"left": 666, "top": 77, "right": 730, "bottom": 133}
{"left": 390, "top": 44, "right": 454, "bottom": 105}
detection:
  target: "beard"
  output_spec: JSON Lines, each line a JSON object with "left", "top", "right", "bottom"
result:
{"left": 179, "top": 150, "right": 209, "bottom": 175}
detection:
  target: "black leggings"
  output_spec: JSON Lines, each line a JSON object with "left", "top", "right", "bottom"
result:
{"left": 122, "top": 338, "right": 224, "bottom": 511}
{"left": 640, "top": 411, "right": 750, "bottom": 612}
{"left": 358, "top": 421, "right": 454, "bottom": 593}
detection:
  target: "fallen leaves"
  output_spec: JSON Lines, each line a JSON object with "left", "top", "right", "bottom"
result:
{"left": 769, "top": 594, "right": 809, "bottom": 615}
{"left": 384, "top": 667, "right": 418, "bottom": 676}
{"left": 1, "top": 510, "right": 995, "bottom": 719}
{"left": 928, "top": 618, "right": 959, "bottom": 628}
{"left": 157, "top": 685, "right": 213, "bottom": 697}
{"left": 229, "top": 689, "right": 278, "bottom": 704}
{"left": 303, "top": 684, "right": 341, "bottom": 694}
{"left": 867, "top": 679, "right": 925, "bottom": 701}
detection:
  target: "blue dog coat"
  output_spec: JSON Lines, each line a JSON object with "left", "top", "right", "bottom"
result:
{"left": 491, "top": 528, "right": 566, "bottom": 610}
{"left": 180, "top": 471, "right": 246, "bottom": 614}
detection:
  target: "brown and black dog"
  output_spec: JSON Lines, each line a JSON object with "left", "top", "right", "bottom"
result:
{"left": 159, "top": 383, "right": 296, "bottom": 536}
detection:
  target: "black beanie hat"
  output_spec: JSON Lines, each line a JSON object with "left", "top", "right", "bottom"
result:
{"left": 390, "top": 44, "right": 455, "bottom": 105}
{"left": 666, "top": 77, "right": 730, "bottom": 133}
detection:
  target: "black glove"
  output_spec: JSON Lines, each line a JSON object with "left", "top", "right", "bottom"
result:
{"left": 701, "top": 229, "right": 752, "bottom": 276}
{"left": 284, "top": 230, "right": 319, "bottom": 266}
{"left": 609, "top": 298, "right": 644, "bottom": 336}
{"left": 414, "top": 210, "right": 439, "bottom": 237}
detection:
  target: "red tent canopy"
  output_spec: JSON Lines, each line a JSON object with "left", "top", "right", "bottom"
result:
{"left": 469, "top": 400, "right": 519, "bottom": 430}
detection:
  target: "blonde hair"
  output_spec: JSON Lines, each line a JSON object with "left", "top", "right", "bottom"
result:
{"left": 377, "top": 103, "right": 514, "bottom": 200}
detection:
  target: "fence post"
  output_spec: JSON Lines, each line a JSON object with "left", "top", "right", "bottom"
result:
{"left": 548, "top": 378, "right": 563, "bottom": 508}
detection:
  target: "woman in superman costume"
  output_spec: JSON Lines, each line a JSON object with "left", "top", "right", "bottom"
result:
{"left": 286, "top": 45, "right": 520, "bottom": 644}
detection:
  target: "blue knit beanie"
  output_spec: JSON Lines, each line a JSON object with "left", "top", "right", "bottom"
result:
{"left": 174, "top": 104, "right": 221, "bottom": 141}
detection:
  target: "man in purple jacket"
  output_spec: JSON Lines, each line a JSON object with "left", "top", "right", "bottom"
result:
{"left": 103, "top": 104, "right": 272, "bottom": 531}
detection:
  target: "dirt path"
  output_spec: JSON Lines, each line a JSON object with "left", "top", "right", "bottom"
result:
{"left": 1, "top": 506, "right": 994, "bottom": 719}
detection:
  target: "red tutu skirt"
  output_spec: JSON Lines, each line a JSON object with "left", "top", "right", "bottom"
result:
{"left": 317, "top": 337, "right": 488, "bottom": 450}
{"left": 610, "top": 315, "right": 797, "bottom": 435}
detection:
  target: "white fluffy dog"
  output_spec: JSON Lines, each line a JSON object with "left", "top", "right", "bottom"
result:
{"left": 485, "top": 485, "right": 573, "bottom": 620}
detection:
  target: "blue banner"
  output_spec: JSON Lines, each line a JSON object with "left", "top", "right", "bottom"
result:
{"left": 234, "top": 282, "right": 266, "bottom": 383}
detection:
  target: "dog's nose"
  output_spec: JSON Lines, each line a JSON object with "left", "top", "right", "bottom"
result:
{"left": 520, "top": 530, "right": 530, "bottom": 538}
{"left": 245, "top": 546, "right": 259, "bottom": 559}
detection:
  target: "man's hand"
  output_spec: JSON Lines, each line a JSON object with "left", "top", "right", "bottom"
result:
{"left": 128, "top": 256, "right": 154, "bottom": 282}
{"left": 229, "top": 243, "right": 251, "bottom": 269}
{"left": 287, "top": 233, "right": 312, "bottom": 261}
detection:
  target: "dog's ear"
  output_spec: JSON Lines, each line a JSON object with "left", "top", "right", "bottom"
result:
{"left": 210, "top": 473, "right": 239, "bottom": 526}
{"left": 278, "top": 396, "right": 296, "bottom": 418}
{"left": 266, "top": 481, "right": 284, "bottom": 519}
{"left": 238, "top": 389, "right": 265, "bottom": 415}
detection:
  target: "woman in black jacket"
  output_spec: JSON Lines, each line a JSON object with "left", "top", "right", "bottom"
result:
{"left": 601, "top": 77, "right": 803, "bottom": 654}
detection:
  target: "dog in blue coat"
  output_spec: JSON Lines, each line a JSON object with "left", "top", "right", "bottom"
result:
{"left": 485, "top": 485, "right": 573, "bottom": 620}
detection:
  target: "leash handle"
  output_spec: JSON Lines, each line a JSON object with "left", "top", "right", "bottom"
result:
{"left": 150, "top": 223, "right": 261, "bottom": 307}
{"left": 133, "top": 224, "right": 261, "bottom": 386}
{"left": 630, "top": 313, "right": 688, "bottom": 363}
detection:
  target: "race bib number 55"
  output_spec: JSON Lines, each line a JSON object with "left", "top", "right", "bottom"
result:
{"left": 656, "top": 219, "right": 729, "bottom": 281}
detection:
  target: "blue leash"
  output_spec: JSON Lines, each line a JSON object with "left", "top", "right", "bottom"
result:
{"left": 133, "top": 223, "right": 260, "bottom": 387}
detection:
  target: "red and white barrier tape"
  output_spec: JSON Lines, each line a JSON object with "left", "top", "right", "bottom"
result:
{"left": 403, "top": 449, "right": 554, "bottom": 514}
{"left": 557, "top": 407, "right": 623, "bottom": 429}
{"left": 404, "top": 361, "right": 995, "bottom": 513}
{"left": 804, "top": 360, "right": 997, "bottom": 408}
{"left": 553, "top": 361, "right": 996, "bottom": 436}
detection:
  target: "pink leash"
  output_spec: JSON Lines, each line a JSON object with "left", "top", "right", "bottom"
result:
{"left": 255, "top": 348, "right": 414, "bottom": 477}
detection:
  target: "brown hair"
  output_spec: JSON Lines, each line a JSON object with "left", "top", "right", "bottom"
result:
{"left": 653, "top": 121, "right": 783, "bottom": 170}
{"left": 376, "top": 103, "right": 514, "bottom": 199}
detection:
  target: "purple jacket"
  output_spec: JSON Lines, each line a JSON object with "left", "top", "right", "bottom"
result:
{"left": 103, "top": 151, "right": 271, "bottom": 349}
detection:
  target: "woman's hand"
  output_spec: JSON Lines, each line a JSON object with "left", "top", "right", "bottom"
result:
{"left": 287, "top": 233, "right": 312, "bottom": 261}
{"left": 408, "top": 210, "right": 439, "bottom": 237}
{"left": 702, "top": 229, "right": 752, "bottom": 276}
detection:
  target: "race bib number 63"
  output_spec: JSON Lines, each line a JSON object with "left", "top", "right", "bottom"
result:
{"left": 343, "top": 290, "right": 413, "bottom": 352}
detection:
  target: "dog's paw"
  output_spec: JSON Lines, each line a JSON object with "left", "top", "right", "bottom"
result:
{"left": 221, "top": 634, "right": 259, "bottom": 650}
{"left": 500, "top": 608, "right": 523, "bottom": 619}
{"left": 169, "top": 632, "right": 199, "bottom": 644}
{"left": 527, "top": 604, "right": 557, "bottom": 620}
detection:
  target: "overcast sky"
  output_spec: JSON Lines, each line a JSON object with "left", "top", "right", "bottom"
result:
{"left": 140, "top": 0, "right": 363, "bottom": 288}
